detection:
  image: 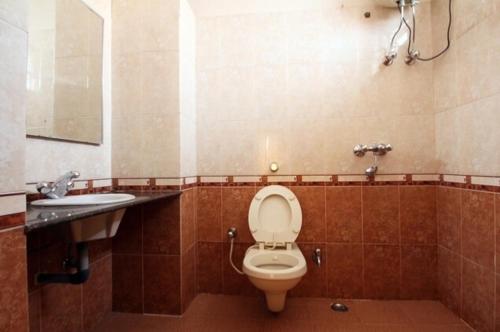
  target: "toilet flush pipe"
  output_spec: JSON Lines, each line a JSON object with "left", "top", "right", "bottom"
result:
{"left": 36, "top": 242, "right": 90, "bottom": 285}
{"left": 227, "top": 228, "right": 245, "bottom": 275}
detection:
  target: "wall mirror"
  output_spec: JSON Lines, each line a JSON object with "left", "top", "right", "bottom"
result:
{"left": 26, "top": 0, "right": 104, "bottom": 145}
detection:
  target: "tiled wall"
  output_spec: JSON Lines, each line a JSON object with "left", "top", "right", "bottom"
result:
{"left": 112, "top": 190, "right": 196, "bottom": 315}
{"left": 437, "top": 187, "right": 500, "bottom": 332}
{"left": 26, "top": 190, "right": 196, "bottom": 332}
{"left": 195, "top": 2, "right": 436, "bottom": 176}
{"left": 179, "top": 0, "right": 197, "bottom": 177}
{"left": 25, "top": 0, "right": 112, "bottom": 183}
{"left": 22, "top": 176, "right": 500, "bottom": 331}
{"left": 0, "top": 227, "right": 29, "bottom": 331}
{"left": 433, "top": 1, "right": 500, "bottom": 176}
{"left": 112, "top": 0, "right": 197, "bottom": 178}
{"left": 0, "top": 0, "right": 27, "bottom": 194}
{"left": 0, "top": 0, "right": 29, "bottom": 331}
{"left": 196, "top": 183, "right": 438, "bottom": 300}
{"left": 27, "top": 228, "right": 112, "bottom": 332}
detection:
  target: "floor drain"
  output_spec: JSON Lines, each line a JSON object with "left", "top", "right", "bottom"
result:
{"left": 331, "top": 302, "right": 349, "bottom": 312}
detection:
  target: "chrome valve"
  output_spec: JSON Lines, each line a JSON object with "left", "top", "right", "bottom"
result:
{"left": 353, "top": 143, "right": 392, "bottom": 157}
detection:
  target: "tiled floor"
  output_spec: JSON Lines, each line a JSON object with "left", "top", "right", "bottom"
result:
{"left": 94, "top": 294, "right": 473, "bottom": 332}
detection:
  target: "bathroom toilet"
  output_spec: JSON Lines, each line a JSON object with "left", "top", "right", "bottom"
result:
{"left": 242, "top": 185, "right": 307, "bottom": 312}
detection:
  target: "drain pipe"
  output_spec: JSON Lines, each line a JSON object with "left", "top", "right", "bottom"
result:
{"left": 227, "top": 228, "right": 245, "bottom": 275}
{"left": 36, "top": 242, "right": 90, "bottom": 285}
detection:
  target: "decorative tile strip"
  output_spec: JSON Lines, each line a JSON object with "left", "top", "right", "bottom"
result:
{"left": 223, "top": 176, "right": 260, "bottom": 186}
{"left": 156, "top": 178, "right": 183, "bottom": 186}
{"left": 185, "top": 177, "right": 198, "bottom": 185}
{"left": 442, "top": 175, "right": 467, "bottom": 184}
{"left": 374, "top": 174, "right": 406, "bottom": 182}
{"left": 70, "top": 180, "right": 89, "bottom": 190}
{"left": 0, "top": 212, "right": 25, "bottom": 230}
{"left": 198, "top": 176, "right": 229, "bottom": 186}
{"left": 337, "top": 175, "right": 368, "bottom": 183}
{"left": 299, "top": 175, "right": 334, "bottom": 186}
{"left": 152, "top": 178, "right": 184, "bottom": 191}
{"left": 115, "top": 178, "right": 152, "bottom": 191}
{"left": 267, "top": 175, "right": 298, "bottom": 185}
{"left": 411, "top": 174, "right": 440, "bottom": 182}
{"left": 92, "top": 179, "right": 113, "bottom": 188}
{"left": 24, "top": 173, "right": 500, "bottom": 198}
{"left": 232, "top": 176, "right": 262, "bottom": 183}
{"left": 118, "top": 178, "right": 150, "bottom": 186}
{"left": 301, "top": 175, "right": 333, "bottom": 183}
{"left": 90, "top": 179, "right": 113, "bottom": 193}
{"left": 471, "top": 176, "right": 500, "bottom": 187}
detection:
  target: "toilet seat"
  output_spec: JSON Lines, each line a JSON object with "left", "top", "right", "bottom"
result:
{"left": 248, "top": 185, "right": 302, "bottom": 245}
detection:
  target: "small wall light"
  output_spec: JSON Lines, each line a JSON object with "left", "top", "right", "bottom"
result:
{"left": 269, "top": 162, "right": 279, "bottom": 173}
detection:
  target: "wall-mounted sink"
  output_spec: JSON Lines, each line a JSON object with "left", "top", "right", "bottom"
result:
{"left": 69, "top": 209, "right": 125, "bottom": 243}
{"left": 31, "top": 193, "right": 135, "bottom": 206}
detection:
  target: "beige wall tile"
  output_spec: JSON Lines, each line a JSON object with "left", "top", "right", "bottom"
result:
{"left": 433, "top": 0, "right": 500, "bottom": 176}
{"left": 0, "top": 19, "right": 27, "bottom": 193}
{"left": 141, "top": 51, "right": 180, "bottom": 115}
{"left": 0, "top": 0, "right": 28, "bottom": 31}
{"left": 196, "top": 4, "right": 438, "bottom": 176}
{"left": 112, "top": 0, "right": 195, "bottom": 178}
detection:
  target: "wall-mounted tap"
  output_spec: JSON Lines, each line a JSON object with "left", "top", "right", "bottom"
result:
{"left": 353, "top": 144, "right": 393, "bottom": 177}
{"left": 365, "top": 165, "right": 378, "bottom": 177}
{"left": 36, "top": 171, "right": 80, "bottom": 199}
{"left": 312, "top": 248, "right": 321, "bottom": 267}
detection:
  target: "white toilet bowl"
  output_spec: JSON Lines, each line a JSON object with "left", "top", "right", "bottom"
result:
{"left": 242, "top": 185, "right": 307, "bottom": 312}
{"left": 243, "top": 243, "right": 307, "bottom": 312}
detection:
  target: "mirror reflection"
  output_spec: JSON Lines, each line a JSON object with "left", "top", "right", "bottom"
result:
{"left": 26, "top": 0, "right": 104, "bottom": 144}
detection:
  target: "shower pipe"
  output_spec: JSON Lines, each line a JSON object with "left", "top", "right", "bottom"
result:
{"left": 384, "top": 0, "right": 452, "bottom": 65}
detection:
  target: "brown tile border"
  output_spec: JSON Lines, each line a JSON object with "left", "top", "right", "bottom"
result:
{"left": 23, "top": 174, "right": 500, "bottom": 201}
{"left": 0, "top": 212, "right": 26, "bottom": 230}
{"left": 0, "top": 191, "right": 26, "bottom": 229}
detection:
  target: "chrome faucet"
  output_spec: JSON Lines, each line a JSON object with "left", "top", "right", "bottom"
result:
{"left": 312, "top": 248, "right": 321, "bottom": 267}
{"left": 36, "top": 171, "right": 80, "bottom": 199}
{"left": 353, "top": 143, "right": 393, "bottom": 177}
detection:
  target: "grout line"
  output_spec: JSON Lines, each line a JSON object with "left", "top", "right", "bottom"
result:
{"left": 141, "top": 205, "right": 145, "bottom": 314}
{"left": 494, "top": 193, "right": 497, "bottom": 329}
{"left": 398, "top": 184, "right": 402, "bottom": 299}
{"left": 360, "top": 185, "right": 365, "bottom": 298}
{"left": 459, "top": 188, "right": 463, "bottom": 317}
{"left": 436, "top": 186, "right": 440, "bottom": 251}
{"left": 323, "top": 185, "right": 328, "bottom": 296}
{"left": 219, "top": 186, "right": 224, "bottom": 293}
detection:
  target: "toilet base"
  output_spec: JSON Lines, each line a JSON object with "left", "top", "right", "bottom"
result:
{"left": 247, "top": 276, "right": 302, "bottom": 312}
{"left": 265, "top": 292, "right": 287, "bottom": 312}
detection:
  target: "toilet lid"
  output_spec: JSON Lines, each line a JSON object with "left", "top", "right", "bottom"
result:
{"left": 248, "top": 185, "right": 302, "bottom": 244}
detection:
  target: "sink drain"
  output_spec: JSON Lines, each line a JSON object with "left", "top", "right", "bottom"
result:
{"left": 331, "top": 302, "right": 349, "bottom": 312}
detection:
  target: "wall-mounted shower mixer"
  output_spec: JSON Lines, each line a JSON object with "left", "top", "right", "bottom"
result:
{"left": 353, "top": 143, "right": 392, "bottom": 157}
{"left": 353, "top": 144, "right": 393, "bottom": 177}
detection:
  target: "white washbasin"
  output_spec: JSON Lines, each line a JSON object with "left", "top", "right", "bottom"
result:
{"left": 31, "top": 193, "right": 136, "bottom": 206}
